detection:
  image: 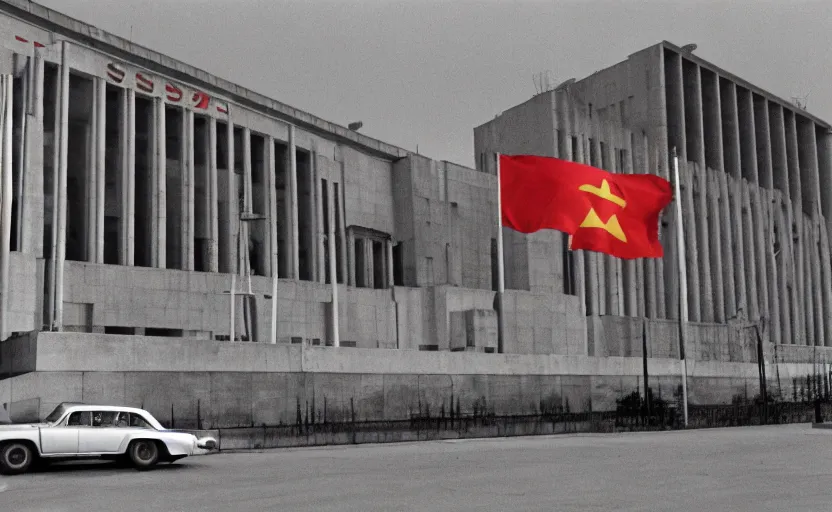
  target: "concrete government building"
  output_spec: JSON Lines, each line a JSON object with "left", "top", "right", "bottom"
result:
{"left": 0, "top": 0, "right": 827, "bottom": 435}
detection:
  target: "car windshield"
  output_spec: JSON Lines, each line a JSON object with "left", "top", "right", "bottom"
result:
{"left": 45, "top": 404, "right": 72, "bottom": 424}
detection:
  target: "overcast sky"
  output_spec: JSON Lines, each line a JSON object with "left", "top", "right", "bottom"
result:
{"left": 37, "top": 0, "right": 832, "bottom": 168}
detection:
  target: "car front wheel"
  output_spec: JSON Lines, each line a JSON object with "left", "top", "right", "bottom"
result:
{"left": 128, "top": 440, "right": 159, "bottom": 470}
{"left": 0, "top": 441, "right": 34, "bottom": 475}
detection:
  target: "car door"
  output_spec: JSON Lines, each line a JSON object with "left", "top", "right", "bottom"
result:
{"left": 39, "top": 411, "right": 88, "bottom": 454}
{"left": 78, "top": 411, "right": 129, "bottom": 453}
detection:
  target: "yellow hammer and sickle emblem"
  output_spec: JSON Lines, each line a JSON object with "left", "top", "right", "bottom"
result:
{"left": 577, "top": 179, "right": 627, "bottom": 242}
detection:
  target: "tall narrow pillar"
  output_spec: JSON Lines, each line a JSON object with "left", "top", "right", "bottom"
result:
{"left": 707, "top": 170, "right": 726, "bottom": 322}
{"left": 338, "top": 167, "right": 347, "bottom": 285}
{"left": 19, "top": 51, "right": 44, "bottom": 256}
{"left": 226, "top": 117, "right": 236, "bottom": 274}
{"left": 386, "top": 239, "right": 394, "bottom": 288}
{"left": 754, "top": 96, "right": 773, "bottom": 189}
{"left": 266, "top": 136, "right": 277, "bottom": 278}
{"left": 241, "top": 127, "right": 252, "bottom": 276}
{"left": 761, "top": 188, "right": 780, "bottom": 344}
{"left": 55, "top": 43, "right": 70, "bottom": 329}
{"left": 681, "top": 159, "right": 700, "bottom": 322}
{"left": 583, "top": 135, "right": 599, "bottom": 316}
{"left": 120, "top": 87, "right": 135, "bottom": 266}
{"left": 94, "top": 77, "right": 106, "bottom": 263}
{"left": 775, "top": 194, "right": 792, "bottom": 344}
{"left": 803, "top": 220, "right": 815, "bottom": 345}
{"left": 181, "top": 109, "right": 195, "bottom": 271}
{"left": 86, "top": 79, "right": 99, "bottom": 262}
{"left": 811, "top": 218, "right": 824, "bottom": 345}
{"left": 287, "top": 126, "right": 299, "bottom": 279}
{"left": 740, "top": 180, "right": 758, "bottom": 321}
{"left": 153, "top": 98, "right": 166, "bottom": 268}
{"left": 347, "top": 230, "right": 356, "bottom": 286}
{"left": 819, "top": 215, "right": 832, "bottom": 346}
{"left": 207, "top": 117, "right": 219, "bottom": 272}
{"left": 694, "top": 162, "right": 714, "bottom": 321}
{"left": 314, "top": 154, "right": 324, "bottom": 283}
{"left": 729, "top": 174, "right": 746, "bottom": 319}
{"left": 0, "top": 75, "right": 13, "bottom": 339}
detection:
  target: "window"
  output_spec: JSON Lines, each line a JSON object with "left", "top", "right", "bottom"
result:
{"left": 92, "top": 411, "right": 118, "bottom": 427}
{"left": 66, "top": 411, "right": 92, "bottom": 426}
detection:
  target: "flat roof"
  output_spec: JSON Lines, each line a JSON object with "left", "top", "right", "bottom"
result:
{"left": 660, "top": 40, "right": 832, "bottom": 130}
{"left": 0, "top": 0, "right": 413, "bottom": 160}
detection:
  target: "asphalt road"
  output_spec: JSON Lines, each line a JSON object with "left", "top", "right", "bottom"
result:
{"left": 2, "top": 424, "right": 832, "bottom": 512}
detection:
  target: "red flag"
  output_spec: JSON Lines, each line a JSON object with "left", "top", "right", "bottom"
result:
{"left": 499, "top": 154, "right": 672, "bottom": 259}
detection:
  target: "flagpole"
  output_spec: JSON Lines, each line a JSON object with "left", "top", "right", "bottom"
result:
{"left": 495, "top": 152, "right": 505, "bottom": 354}
{"left": 672, "top": 147, "right": 689, "bottom": 427}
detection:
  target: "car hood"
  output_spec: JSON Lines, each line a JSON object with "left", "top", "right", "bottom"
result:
{"left": 0, "top": 423, "right": 45, "bottom": 430}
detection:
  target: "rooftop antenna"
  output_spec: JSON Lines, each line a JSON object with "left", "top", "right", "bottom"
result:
{"left": 791, "top": 94, "right": 809, "bottom": 110}
{"left": 533, "top": 70, "right": 555, "bottom": 95}
{"left": 680, "top": 43, "right": 698, "bottom": 54}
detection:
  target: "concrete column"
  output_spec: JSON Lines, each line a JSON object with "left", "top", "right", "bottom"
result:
{"left": 783, "top": 199, "right": 801, "bottom": 344}
{"left": 666, "top": 52, "right": 687, "bottom": 162}
{"left": 738, "top": 88, "right": 758, "bottom": 183}
{"left": 722, "top": 82, "right": 741, "bottom": 178}
{"left": 683, "top": 62, "right": 703, "bottom": 167}
{"left": 314, "top": 154, "right": 324, "bottom": 283}
{"left": 338, "top": 164, "right": 348, "bottom": 285}
{"left": 703, "top": 70, "right": 724, "bottom": 172}
{"left": 642, "top": 134, "right": 657, "bottom": 318}
{"left": 154, "top": 98, "right": 167, "bottom": 268}
{"left": 741, "top": 182, "right": 759, "bottom": 321}
{"left": 819, "top": 214, "right": 832, "bottom": 346}
{"left": 775, "top": 193, "right": 792, "bottom": 344}
{"left": 811, "top": 217, "right": 824, "bottom": 345}
{"left": 387, "top": 239, "right": 394, "bottom": 288}
{"left": 0, "top": 76, "right": 12, "bottom": 339}
{"left": 287, "top": 126, "right": 299, "bottom": 279}
{"left": 207, "top": 117, "right": 219, "bottom": 272}
{"left": 266, "top": 136, "right": 277, "bottom": 278}
{"left": 761, "top": 188, "right": 780, "bottom": 344}
{"left": 681, "top": 160, "right": 700, "bottom": 322}
{"left": 55, "top": 43, "right": 69, "bottom": 329}
{"left": 94, "top": 77, "right": 106, "bottom": 263}
{"left": 181, "top": 109, "right": 195, "bottom": 271}
{"left": 803, "top": 220, "right": 815, "bottom": 345}
{"left": 86, "top": 79, "right": 98, "bottom": 263}
{"left": 799, "top": 120, "right": 821, "bottom": 213}
{"left": 693, "top": 162, "right": 713, "bottom": 322}
{"left": 21, "top": 50, "right": 44, "bottom": 257}
{"left": 120, "top": 87, "right": 135, "bottom": 266}
{"left": 819, "top": 130, "right": 832, "bottom": 224}
{"left": 730, "top": 175, "right": 747, "bottom": 319}
{"left": 603, "top": 116, "right": 623, "bottom": 316}
{"left": 583, "top": 134, "right": 599, "bottom": 316}
{"left": 226, "top": 118, "right": 236, "bottom": 274}
{"left": 241, "top": 127, "right": 252, "bottom": 277}
{"left": 770, "top": 105, "right": 789, "bottom": 195}
{"left": 707, "top": 170, "right": 725, "bottom": 322}
{"left": 347, "top": 230, "right": 356, "bottom": 286}
{"left": 574, "top": 128, "right": 587, "bottom": 316}
{"left": 754, "top": 96, "right": 773, "bottom": 189}
{"left": 592, "top": 119, "right": 606, "bottom": 315}
{"left": 740, "top": 180, "right": 757, "bottom": 320}
{"left": 365, "top": 238, "right": 374, "bottom": 289}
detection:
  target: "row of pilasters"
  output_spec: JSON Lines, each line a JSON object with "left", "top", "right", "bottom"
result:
{"left": 13, "top": 45, "right": 378, "bottom": 332}
{"left": 663, "top": 46, "right": 832, "bottom": 346}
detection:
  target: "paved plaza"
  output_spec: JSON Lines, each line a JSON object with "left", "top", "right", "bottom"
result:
{"left": 2, "top": 424, "right": 831, "bottom": 511}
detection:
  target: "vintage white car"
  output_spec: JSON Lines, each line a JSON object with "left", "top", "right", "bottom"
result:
{"left": 0, "top": 402, "right": 217, "bottom": 475}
